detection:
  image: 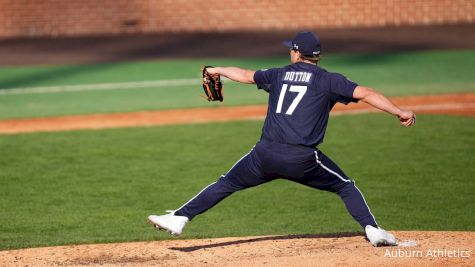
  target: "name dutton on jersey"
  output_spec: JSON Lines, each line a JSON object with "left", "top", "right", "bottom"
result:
{"left": 283, "top": 71, "right": 312, "bottom": 83}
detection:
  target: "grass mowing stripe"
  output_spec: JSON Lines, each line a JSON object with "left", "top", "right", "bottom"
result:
{"left": 0, "top": 78, "right": 202, "bottom": 95}
{"left": 0, "top": 50, "right": 474, "bottom": 119}
{"left": 0, "top": 83, "right": 266, "bottom": 119}
{"left": 0, "top": 114, "right": 473, "bottom": 250}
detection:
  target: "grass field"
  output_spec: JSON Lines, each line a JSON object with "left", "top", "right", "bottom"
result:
{"left": 1, "top": 50, "right": 474, "bottom": 119}
{"left": 0, "top": 114, "right": 474, "bottom": 250}
{"left": 0, "top": 49, "right": 474, "bottom": 251}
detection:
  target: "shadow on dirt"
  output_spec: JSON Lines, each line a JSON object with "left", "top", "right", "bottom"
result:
{"left": 169, "top": 232, "right": 364, "bottom": 252}
{"left": 0, "top": 23, "right": 474, "bottom": 66}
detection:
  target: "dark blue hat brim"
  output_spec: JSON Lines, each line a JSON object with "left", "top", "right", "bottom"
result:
{"left": 282, "top": 40, "right": 293, "bottom": 48}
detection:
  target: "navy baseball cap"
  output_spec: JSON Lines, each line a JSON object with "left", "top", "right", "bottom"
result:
{"left": 283, "top": 31, "right": 321, "bottom": 56}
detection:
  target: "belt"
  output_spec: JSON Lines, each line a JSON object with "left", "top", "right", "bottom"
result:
{"left": 260, "top": 137, "right": 317, "bottom": 149}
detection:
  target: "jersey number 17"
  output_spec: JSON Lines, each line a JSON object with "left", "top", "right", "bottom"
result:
{"left": 276, "top": 84, "right": 307, "bottom": 115}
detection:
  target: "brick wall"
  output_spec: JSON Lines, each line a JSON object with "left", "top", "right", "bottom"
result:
{"left": 0, "top": 0, "right": 473, "bottom": 38}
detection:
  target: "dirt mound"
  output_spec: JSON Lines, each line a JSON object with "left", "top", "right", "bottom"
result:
{"left": 0, "top": 93, "right": 474, "bottom": 134}
{"left": 1, "top": 231, "right": 473, "bottom": 266}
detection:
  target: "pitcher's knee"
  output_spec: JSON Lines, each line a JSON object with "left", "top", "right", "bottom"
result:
{"left": 323, "top": 179, "right": 354, "bottom": 194}
{"left": 216, "top": 174, "right": 247, "bottom": 192}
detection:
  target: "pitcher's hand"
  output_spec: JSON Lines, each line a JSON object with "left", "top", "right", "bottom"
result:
{"left": 398, "top": 110, "right": 416, "bottom": 127}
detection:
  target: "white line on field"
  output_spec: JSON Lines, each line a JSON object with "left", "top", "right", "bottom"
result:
{"left": 331, "top": 103, "right": 475, "bottom": 116}
{"left": 404, "top": 103, "right": 475, "bottom": 110}
{"left": 0, "top": 78, "right": 207, "bottom": 95}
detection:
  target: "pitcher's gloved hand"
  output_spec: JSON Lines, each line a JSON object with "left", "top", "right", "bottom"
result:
{"left": 202, "top": 65, "right": 223, "bottom": 102}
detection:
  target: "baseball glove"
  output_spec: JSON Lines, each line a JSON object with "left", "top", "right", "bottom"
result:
{"left": 202, "top": 65, "right": 223, "bottom": 102}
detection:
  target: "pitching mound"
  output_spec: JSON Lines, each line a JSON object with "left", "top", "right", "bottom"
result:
{"left": 1, "top": 231, "right": 473, "bottom": 266}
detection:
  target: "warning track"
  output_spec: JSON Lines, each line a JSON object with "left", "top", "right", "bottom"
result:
{"left": 0, "top": 93, "right": 474, "bottom": 134}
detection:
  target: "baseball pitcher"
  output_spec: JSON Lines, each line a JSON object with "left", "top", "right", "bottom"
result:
{"left": 149, "top": 31, "right": 416, "bottom": 246}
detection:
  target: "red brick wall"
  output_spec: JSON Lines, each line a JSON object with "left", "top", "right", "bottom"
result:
{"left": 0, "top": 0, "right": 473, "bottom": 38}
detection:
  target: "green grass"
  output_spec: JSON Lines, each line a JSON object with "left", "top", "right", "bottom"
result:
{"left": 0, "top": 50, "right": 474, "bottom": 119}
{"left": 0, "top": 114, "right": 473, "bottom": 250}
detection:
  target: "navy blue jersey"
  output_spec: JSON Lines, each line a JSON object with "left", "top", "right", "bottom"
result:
{"left": 254, "top": 62, "right": 358, "bottom": 147}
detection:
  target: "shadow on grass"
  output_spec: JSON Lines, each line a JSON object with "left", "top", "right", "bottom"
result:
{"left": 0, "top": 63, "right": 116, "bottom": 89}
{"left": 169, "top": 231, "right": 363, "bottom": 252}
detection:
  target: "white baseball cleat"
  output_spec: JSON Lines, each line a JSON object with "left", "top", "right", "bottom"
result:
{"left": 365, "top": 225, "right": 397, "bottom": 247}
{"left": 148, "top": 210, "right": 189, "bottom": 236}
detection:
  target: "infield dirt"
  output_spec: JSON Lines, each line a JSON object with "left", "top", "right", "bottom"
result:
{"left": 1, "top": 92, "right": 474, "bottom": 134}
{"left": 1, "top": 231, "right": 474, "bottom": 266}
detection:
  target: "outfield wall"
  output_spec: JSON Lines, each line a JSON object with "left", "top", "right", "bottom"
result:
{"left": 0, "top": 0, "right": 473, "bottom": 39}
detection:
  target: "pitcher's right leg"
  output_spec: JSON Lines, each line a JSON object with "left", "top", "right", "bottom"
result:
{"left": 293, "top": 149, "right": 396, "bottom": 246}
{"left": 297, "top": 150, "right": 378, "bottom": 228}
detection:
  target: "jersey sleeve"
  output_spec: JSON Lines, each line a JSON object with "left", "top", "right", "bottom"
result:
{"left": 254, "top": 68, "right": 279, "bottom": 92}
{"left": 329, "top": 72, "right": 359, "bottom": 104}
